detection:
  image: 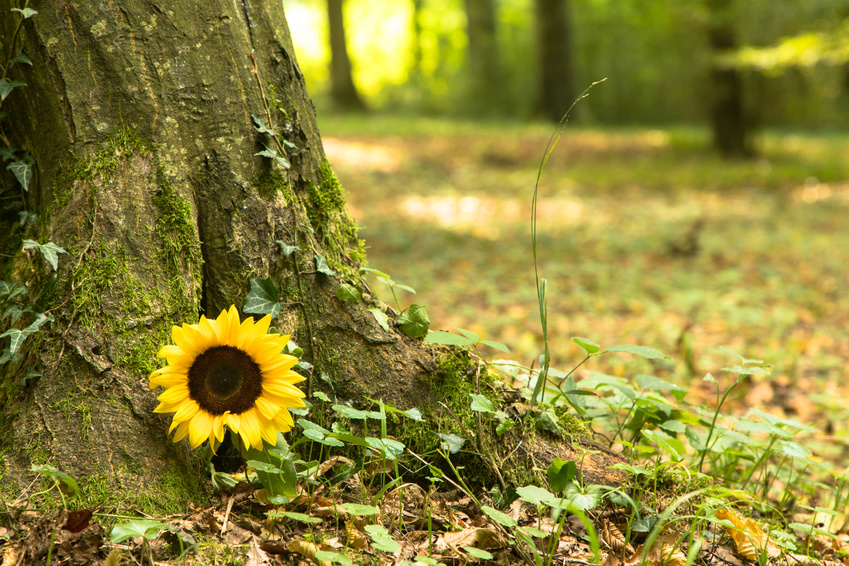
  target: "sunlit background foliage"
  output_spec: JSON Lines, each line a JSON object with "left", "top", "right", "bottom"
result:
{"left": 286, "top": 0, "right": 849, "bottom": 126}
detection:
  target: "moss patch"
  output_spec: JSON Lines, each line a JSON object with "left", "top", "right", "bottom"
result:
{"left": 305, "top": 160, "right": 367, "bottom": 274}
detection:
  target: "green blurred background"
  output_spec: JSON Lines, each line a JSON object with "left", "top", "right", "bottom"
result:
{"left": 283, "top": 0, "right": 849, "bottom": 426}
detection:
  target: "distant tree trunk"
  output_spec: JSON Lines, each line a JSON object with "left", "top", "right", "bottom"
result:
{"left": 327, "top": 0, "right": 367, "bottom": 111}
{"left": 410, "top": 0, "right": 424, "bottom": 82}
{"left": 534, "top": 0, "right": 574, "bottom": 122}
{"left": 464, "top": 0, "right": 502, "bottom": 114}
{"left": 706, "top": 0, "right": 751, "bottom": 157}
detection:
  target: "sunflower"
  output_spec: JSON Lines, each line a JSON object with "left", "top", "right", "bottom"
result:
{"left": 149, "top": 305, "right": 305, "bottom": 452}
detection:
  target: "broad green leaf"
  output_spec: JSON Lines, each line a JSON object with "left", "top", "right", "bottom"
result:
{"left": 535, "top": 408, "right": 561, "bottom": 435}
{"left": 368, "top": 306, "right": 391, "bottom": 332}
{"left": 464, "top": 547, "right": 493, "bottom": 560}
{"left": 359, "top": 266, "right": 391, "bottom": 279}
{"left": 244, "top": 443, "right": 297, "bottom": 498}
{"left": 315, "top": 254, "right": 336, "bottom": 276}
{"left": 340, "top": 503, "right": 379, "bottom": 516}
{"left": 722, "top": 365, "right": 771, "bottom": 376}
{"left": 246, "top": 460, "right": 283, "bottom": 474}
{"left": 641, "top": 430, "right": 683, "bottom": 461}
{"left": 424, "top": 330, "right": 472, "bottom": 346}
{"left": 565, "top": 484, "right": 602, "bottom": 511}
{"left": 469, "top": 393, "right": 494, "bottom": 413}
{"left": 110, "top": 520, "right": 169, "bottom": 543}
{"left": 636, "top": 375, "right": 688, "bottom": 394}
{"left": 481, "top": 505, "right": 517, "bottom": 527}
{"left": 397, "top": 304, "right": 429, "bottom": 338}
{"left": 607, "top": 344, "right": 668, "bottom": 360}
{"left": 335, "top": 283, "right": 361, "bottom": 302}
{"left": 11, "top": 7, "right": 38, "bottom": 18}
{"left": 331, "top": 404, "right": 369, "bottom": 419}
{"left": 243, "top": 277, "right": 280, "bottom": 318}
{"left": 547, "top": 458, "right": 576, "bottom": 493}
{"left": 1, "top": 328, "right": 33, "bottom": 354}
{"left": 313, "top": 391, "right": 331, "bottom": 403}
{"left": 0, "top": 146, "right": 15, "bottom": 161}
{"left": 480, "top": 339, "right": 510, "bottom": 353}
{"left": 276, "top": 240, "right": 300, "bottom": 258}
{"left": 0, "top": 79, "right": 26, "bottom": 101}
{"left": 370, "top": 535, "right": 401, "bottom": 553}
{"left": 298, "top": 419, "right": 330, "bottom": 435}
{"left": 496, "top": 419, "right": 514, "bottom": 435}
{"left": 31, "top": 464, "right": 79, "bottom": 496}
{"left": 437, "top": 432, "right": 465, "bottom": 454}
{"left": 455, "top": 327, "right": 479, "bottom": 342}
{"left": 315, "top": 551, "right": 354, "bottom": 565}
{"left": 365, "top": 436, "right": 405, "bottom": 459}
{"left": 517, "top": 485, "right": 558, "bottom": 506}
{"left": 280, "top": 511, "right": 322, "bottom": 524}
{"left": 778, "top": 440, "right": 812, "bottom": 459}
{"left": 572, "top": 336, "right": 601, "bottom": 354}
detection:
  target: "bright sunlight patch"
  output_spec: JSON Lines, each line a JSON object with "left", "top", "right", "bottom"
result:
{"left": 149, "top": 306, "right": 305, "bottom": 452}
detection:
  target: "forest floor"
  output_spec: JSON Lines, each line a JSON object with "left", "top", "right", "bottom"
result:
{"left": 5, "top": 117, "right": 849, "bottom": 565}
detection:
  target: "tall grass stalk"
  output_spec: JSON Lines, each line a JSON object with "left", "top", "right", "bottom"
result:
{"left": 530, "top": 80, "right": 605, "bottom": 410}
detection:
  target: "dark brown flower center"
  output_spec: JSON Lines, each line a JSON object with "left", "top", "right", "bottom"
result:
{"left": 187, "top": 345, "right": 263, "bottom": 415}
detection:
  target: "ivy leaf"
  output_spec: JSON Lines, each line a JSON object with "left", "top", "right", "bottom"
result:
{"left": 18, "top": 211, "right": 37, "bottom": 226}
{"left": 335, "top": 283, "right": 361, "bottom": 302}
{"left": 11, "top": 7, "right": 38, "bottom": 18}
{"left": 251, "top": 114, "right": 276, "bottom": 136}
{"left": 254, "top": 144, "right": 290, "bottom": 169}
{"left": 10, "top": 49, "right": 32, "bottom": 67}
{"left": 22, "top": 240, "right": 67, "bottom": 271}
{"left": 275, "top": 240, "right": 300, "bottom": 258}
{"left": 7, "top": 160, "right": 32, "bottom": 191}
{"left": 397, "top": 304, "right": 429, "bottom": 338}
{"left": 243, "top": 277, "right": 281, "bottom": 318}
{"left": 368, "top": 306, "right": 390, "bottom": 332}
{"left": 315, "top": 254, "right": 336, "bottom": 276}
{"left": 0, "top": 146, "right": 15, "bottom": 161}
{"left": 0, "top": 79, "right": 26, "bottom": 101}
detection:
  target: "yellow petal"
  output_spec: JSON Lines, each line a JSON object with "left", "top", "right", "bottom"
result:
{"left": 172, "top": 399, "right": 200, "bottom": 423}
{"left": 189, "top": 410, "right": 213, "bottom": 448}
{"left": 258, "top": 418, "right": 278, "bottom": 446}
{"left": 157, "top": 386, "right": 189, "bottom": 404}
{"left": 254, "top": 396, "right": 280, "bottom": 420}
{"left": 224, "top": 305, "right": 241, "bottom": 347}
{"left": 172, "top": 420, "right": 191, "bottom": 442}
{"left": 150, "top": 371, "right": 189, "bottom": 389}
{"left": 273, "top": 409, "right": 294, "bottom": 431}
{"left": 238, "top": 411, "right": 263, "bottom": 451}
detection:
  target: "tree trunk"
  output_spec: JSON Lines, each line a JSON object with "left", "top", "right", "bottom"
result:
{"left": 0, "top": 0, "right": 429, "bottom": 505}
{"left": 534, "top": 0, "right": 574, "bottom": 122}
{"left": 327, "top": 0, "right": 367, "bottom": 112}
{"left": 464, "top": 0, "right": 502, "bottom": 115}
{"left": 706, "top": 0, "right": 751, "bottom": 157}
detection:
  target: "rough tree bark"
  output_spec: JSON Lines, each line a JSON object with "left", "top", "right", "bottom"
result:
{"left": 0, "top": 0, "right": 435, "bottom": 504}
{"left": 327, "top": 0, "right": 367, "bottom": 112}
{"left": 534, "top": 0, "right": 574, "bottom": 122}
{"left": 0, "top": 0, "right": 625, "bottom": 508}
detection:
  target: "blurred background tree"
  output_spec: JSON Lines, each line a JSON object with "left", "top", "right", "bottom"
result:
{"left": 327, "top": 0, "right": 368, "bottom": 110}
{"left": 286, "top": 0, "right": 849, "bottom": 154}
